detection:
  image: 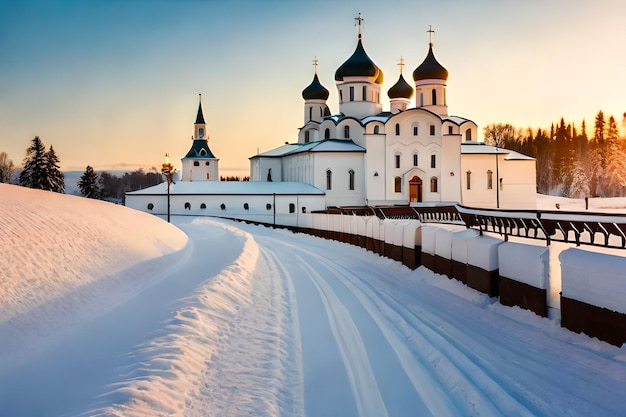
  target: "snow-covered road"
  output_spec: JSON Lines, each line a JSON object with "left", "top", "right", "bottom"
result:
{"left": 2, "top": 216, "right": 626, "bottom": 416}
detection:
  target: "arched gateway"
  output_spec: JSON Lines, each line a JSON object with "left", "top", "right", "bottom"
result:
{"left": 409, "top": 175, "right": 423, "bottom": 203}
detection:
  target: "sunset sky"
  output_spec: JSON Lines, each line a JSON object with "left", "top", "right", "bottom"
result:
{"left": 1, "top": 0, "right": 625, "bottom": 176}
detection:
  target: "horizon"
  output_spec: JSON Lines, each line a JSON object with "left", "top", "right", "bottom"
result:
{"left": 2, "top": 0, "right": 625, "bottom": 177}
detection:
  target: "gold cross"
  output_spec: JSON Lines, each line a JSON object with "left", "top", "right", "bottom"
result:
{"left": 355, "top": 13, "right": 364, "bottom": 38}
{"left": 397, "top": 56, "right": 405, "bottom": 74}
{"left": 428, "top": 25, "right": 435, "bottom": 44}
{"left": 313, "top": 56, "right": 319, "bottom": 73}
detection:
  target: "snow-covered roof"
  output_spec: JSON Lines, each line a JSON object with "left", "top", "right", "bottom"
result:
{"left": 444, "top": 116, "right": 473, "bottom": 125}
{"left": 461, "top": 142, "right": 535, "bottom": 160}
{"left": 126, "top": 181, "right": 325, "bottom": 196}
{"left": 361, "top": 115, "right": 391, "bottom": 124}
{"left": 251, "top": 139, "right": 365, "bottom": 159}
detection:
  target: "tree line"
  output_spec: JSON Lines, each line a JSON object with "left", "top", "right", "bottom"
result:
{"left": 1, "top": 136, "right": 162, "bottom": 203}
{"left": 483, "top": 110, "right": 626, "bottom": 198}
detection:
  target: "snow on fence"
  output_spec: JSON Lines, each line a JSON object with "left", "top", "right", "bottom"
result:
{"left": 467, "top": 235, "right": 503, "bottom": 297}
{"left": 559, "top": 249, "right": 626, "bottom": 346}
{"left": 450, "top": 229, "right": 480, "bottom": 283}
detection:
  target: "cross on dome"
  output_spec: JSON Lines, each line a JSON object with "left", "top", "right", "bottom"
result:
{"left": 397, "top": 56, "right": 405, "bottom": 74}
{"left": 428, "top": 25, "right": 435, "bottom": 46}
{"left": 355, "top": 13, "right": 364, "bottom": 39}
{"left": 313, "top": 56, "right": 319, "bottom": 74}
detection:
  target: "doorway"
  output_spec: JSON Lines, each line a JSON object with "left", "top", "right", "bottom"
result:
{"left": 409, "top": 176, "right": 423, "bottom": 202}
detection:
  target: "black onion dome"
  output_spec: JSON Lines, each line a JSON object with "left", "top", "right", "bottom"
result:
{"left": 413, "top": 44, "right": 448, "bottom": 81}
{"left": 387, "top": 74, "right": 414, "bottom": 99}
{"left": 302, "top": 73, "right": 329, "bottom": 100}
{"left": 335, "top": 39, "right": 384, "bottom": 84}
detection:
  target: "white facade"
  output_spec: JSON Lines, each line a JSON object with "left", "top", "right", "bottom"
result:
{"left": 250, "top": 31, "right": 535, "bottom": 209}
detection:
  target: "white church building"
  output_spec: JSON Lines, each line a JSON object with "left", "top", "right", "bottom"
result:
{"left": 126, "top": 18, "right": 536, "bottom": 222}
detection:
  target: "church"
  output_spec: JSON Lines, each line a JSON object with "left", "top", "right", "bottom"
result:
{"left": 126, "top": 16, "right": 536, "bottom": 222}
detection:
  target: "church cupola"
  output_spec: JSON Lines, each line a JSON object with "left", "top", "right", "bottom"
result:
{"left": 413, "top": 27, "right": 449, "bottom": 117}
{"left": 334, "top": 13, "right": 383, "bottom": 119}
{"left": 182, "top": 94, "right": 219, "bottom": 182}
{"left": 302, "top": 58, "right": 331, "bottom": 125}
{"left": 388, "top": 57, "right": 414, "bottom": 114}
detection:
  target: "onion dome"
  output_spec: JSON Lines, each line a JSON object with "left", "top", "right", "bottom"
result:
{"left": 387, "top": 74, "right": 414, "bottom": 99}
{"left": 413, "top": 44, "right": 448, "bottom": 81}
{"left": 335, "top": 38, "right": 384, "bottom": 85}
{"left": 302, "top": 73, "right": 329, "bottom": 100}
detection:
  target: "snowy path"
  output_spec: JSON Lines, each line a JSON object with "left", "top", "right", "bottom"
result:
{"left": 1, "top": 216, "right": 626, "bottom": 416}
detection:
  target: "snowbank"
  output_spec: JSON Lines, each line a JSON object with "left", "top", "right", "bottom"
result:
{"left": 0, "top": 184, "right": 188, "bottom": 322}
{"left": 498, "top": 242, "right": 549, "bottom": 289}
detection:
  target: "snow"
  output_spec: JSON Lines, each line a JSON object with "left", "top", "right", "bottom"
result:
{"left": 560, "top": 248, "right": 626, "bottom": 315}
{"left": 498, "top": 242, "right": 549, "bottom": 289}
{"left": 467, "top": 234, "right": 503, "bottom": 271}
{"left": 126, "top": 180, "right": 325, "bottom": 196}
{"left": 2, "top": 184, "right": 626, "bottom": 416}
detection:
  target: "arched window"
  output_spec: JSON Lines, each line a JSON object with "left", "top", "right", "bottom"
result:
{"left": 430, "top": 125, "right": 435, "bottom": 136}
{"left": 200, "top": 203, "right": 206, "bottom": 209}
{"left": 430, "top": 177, "right": 438, "bottom": 193}
{"left": 200, "top": 149, "right": 207, "bottom": 156}
{"left": 194, "top": 161, "right": 200, "bottom": 167}
{"left": 309, "top": 107, "right": 312, "bottom": 121}
{"left": 339, "top": 90, "right": 343, "bottom": 103}
{"left": 266, "top": 203, "right": 272, "bottom": 210}
{"left": 344, "top": 125, "right": 350, "bottom": 138}
{"left": 431, "top": 154, "right": 436, "bottom": 168}
{"left": 374, "top": 125, "right": 380, "bottom": 134}
{"left": 394, "top": 176, "right": 402, "bottom": 193}
{"left": 289, "top": 203, "right": 295, "bottom": 213}
{"left": 419, "top": 93, "right": 424, "bottom": 107}
{"left": 243, "top": 203, "right": 249, "bottom": 210}
{"left": 466, "top": 128, "right": 472, "bottom": 141}
{"left": 349, "top": 86, "right": 354, "bottom": 101}
{"left": 304, "top": 130, "right": 310, "bottom": 143}
{"left": 413, "top": 125, "right": 418, "bottom": 136}
{"left": 324, "top": 128, "right": 330, "bottom": 139}
{"left": 432, "top": 89, "right": 437, "bottom": 105}
{"left": 326, "top": 169, "right": 332, "bottom": 190}
{"left": 220, "top": 203, "right": 226, "bottom": 210}
{"left": 413, "top": 153, "right": 418, "bottom": 166}
{"left": 185, "top": 202, "right": 191, "bottom": 210}
{"left": 147, "top": 203, "right": 154, "bottom": 211}
{"left": 487, "top": 170, "right": 493, "bottom": 190}
{"left": 348, "top": 169, "right": 355, "bottom": 190}
{"left": 448, "top": 126, "right": 454, "bottom": 135}
{"left": 362, "top": 86, "right": 367, "bottom": 101}
{"left": 395, "top": 154, "right": 401, "bottom": 169}
{"left": 466, "top": 171, "right": 472, "bottom": 190}
{"left": 395, "top": 123, "right": 400, "bottom": 135}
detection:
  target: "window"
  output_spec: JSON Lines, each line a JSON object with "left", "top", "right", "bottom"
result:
{"left": 147, "top": 203, "right": 154, "bottom": 210}
{"left": 362, "top": 86, "right": 367, "bottom": 101}
{"left": 395, "top": 154, "right": 400, "bottom": 169}
{"left": 349, "top": 86, "right": 354, "bottom": 101}
{"left": 348, "top": 169, "right": 355, "bottom": 190}
{"left": 289, "top": 203, "right": 295, "bottom": 213}
{"left": 432, "top": 89, "right": 437, "bottom": 105}
{"left": 206, "top": 173, "right": 210, "bottom": 180}
{"left": 344, "top": 125, "right": 350, "bottom": 138}
{"left": 200, "top": 149, "right": 207, "bottom": 156}
{"left": 394, "top": 176, "right": 402, "bottom": 193}
{"left": 374, "top": 125, "right": 380, "bottom": 134}
{"left": 466, "top": 171, "right": 472, "bottom": 190}
{"left": 325, "top": 128, "right": 330, "bottom": 139}
{"left": 244, "top": 203, "right": 249, "bottom": 210}
{"left": 487, "top": 170, "right": 493, "bottom": 190}
{"left": 448, "top": 126, "right": 453, "bottom": 135}
{"left": 326, "top": 169, "right": 332, "bottom": 190}
{"left": 305, "top": 130, "right": 310, "bottom": 143}
{"left": 431, "top": 154, "right": 436, "bottom": 168}
{"left": 395, "top": 123, "right": 400, "bottom": 135}
{"left": 194, "top": 161, "right": 200, "bottom": 166}
{"left": 430, "top": 177, "right": 438, "bottom": 193}
{"left": 309, "top": 107, "right": 312, "bottom": 121}
{"left": 466, "top": 128, "right": 472, "bottom": 141}
{"left": 198, "top": 127, "right": 204, "bottom": 139}
{"left": 185, "top": 202, "right": 191, "bottom": 210}
{"left": 220, "top": 203, "right": 226, "bottom": 210}
{"left": 413, "top": 126, "right": 418, "bottom": 136}
{"left": 429, "top": 125, "right": 435, "bottom": 136}
{"left": 200, "top": 203, "right": 206, "bottom": 209}
{"left": 266, "top": 203, "right": 272, "bottom": 210}
{"left": 413, "top": 153, "right": 418, "bottom": 166}
{"left": 419, "top": 93, "right": 424, "bottom": 107}
{"left": 302, "top": 207, "right": 307, "bottom": 213}
{"left": 339, "top": 90, "right": 343, "bottom": 103}
{"left": 205, "top": 161, "right": 210, "bottom": 165}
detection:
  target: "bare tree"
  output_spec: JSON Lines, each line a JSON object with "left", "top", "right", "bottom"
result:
{"left": 0, "top": 152, "right": 15, "bottom": 183}
{"left": 482, "top": 123, "right": 518, "bottom": 148}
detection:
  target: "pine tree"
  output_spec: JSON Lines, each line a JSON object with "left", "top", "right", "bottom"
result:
{"left": 45, "top": 145, "right": 65, "bottom": 193}
{"left": 19, "top": 136, "right": 48, "bottom": 189}
{"left": 78, "top": 165, "right": 101, "bottom": 199}
{"left": 604, "top": 116, "right": 626, "bottom": 196}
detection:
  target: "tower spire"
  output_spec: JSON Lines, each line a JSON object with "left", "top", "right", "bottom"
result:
{"left": 195, "top": 93, "right": 205, "bottom": 125}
